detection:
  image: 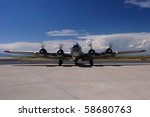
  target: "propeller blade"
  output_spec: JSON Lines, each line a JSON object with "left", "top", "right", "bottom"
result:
{"left": 88, "top": 40, "right": 93, "bottom": 49}
{"left": 41, "top": 42, "right": 46, "bottom": 49}
{"left": 109, "top": 43, "right": 113, "bottom": 48}
{"left": 59, "top": 44, "right": 64, "bottom": 50}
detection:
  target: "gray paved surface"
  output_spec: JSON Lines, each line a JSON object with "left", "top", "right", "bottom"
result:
{"left": 0, "top": 58, "right": 150, "bottom": 100}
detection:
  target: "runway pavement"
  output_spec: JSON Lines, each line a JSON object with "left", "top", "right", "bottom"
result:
{"left": 0, "top": 57, "right": 150, "bottom": 100}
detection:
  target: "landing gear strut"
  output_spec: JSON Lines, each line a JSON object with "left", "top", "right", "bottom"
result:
{"left": 74, "top": 60, "right": 78, "bottom": 66}
{"left": 58, "top": 59, "right": 63, "bottom": 66}
{"left": 89, "top": 59, "right": 93, "bottom": 66}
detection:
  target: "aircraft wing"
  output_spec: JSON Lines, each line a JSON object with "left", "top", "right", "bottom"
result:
{"left": 4, "top": 50, "right": 71, "bottom": 59}
{"left": 94, "top": 49, "right": 146, "bottom": 59}
{"left": 114, "top": 50, "right": 146, "bottom": 55}
{"left": 4, "top": 50, "right": 37, "bottom": 55}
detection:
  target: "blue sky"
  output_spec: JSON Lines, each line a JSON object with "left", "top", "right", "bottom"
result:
{"left": 0, "top": 0, "right": 150, "bottom": 43}
{"left": 0, "top": 0, "right": 150, "bottom": 54}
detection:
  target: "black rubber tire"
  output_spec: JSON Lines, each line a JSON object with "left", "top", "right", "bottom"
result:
{"left": 75, "top": 60, "right": 78, "bottom": 66}
{"left": 59, "top": 60, "right": 63, "bottom": 66}
{"left": 89, "top": 60, "right": 93, "bottom": 66}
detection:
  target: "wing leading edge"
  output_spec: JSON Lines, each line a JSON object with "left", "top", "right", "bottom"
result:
{"left": 81, "top": 49, "right": 145, "bottom": 59}
{"left": 4, "top": 50, "right": 71, "bottom": 59}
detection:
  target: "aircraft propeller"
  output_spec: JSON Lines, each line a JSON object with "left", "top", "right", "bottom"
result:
{"left": 88, "top": 40, "right": 96, "bottom": 57}
{"left": 39, "top": 42, "right": 47, "bottom": 55}
{"left": 105, "top": 43, "right": 113, "bottom": 54}
{"left": 88, "top": 40, "right": 93, "bottom": 50}
{"left": 109, "top": 43, "right": 113, "bottom": 48}
{"left": 41, "top": 42, "right": 46, "bottom": 49}
{"left": 59, "top": 44, "right": 64, "bottom": 50}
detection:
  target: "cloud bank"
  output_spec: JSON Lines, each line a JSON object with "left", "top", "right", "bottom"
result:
{"left": 46, "top": 29, "right": 84, "bottom": 36}
{"left": 125, "top": 0, "right": 150, "bottom": 8}
{"left": 0, "top": 32, "right": 150, "bottom": 55}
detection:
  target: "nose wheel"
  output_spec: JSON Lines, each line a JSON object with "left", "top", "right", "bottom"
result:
{"left": 58, "top": 59, "right": 63, "bottom": 66}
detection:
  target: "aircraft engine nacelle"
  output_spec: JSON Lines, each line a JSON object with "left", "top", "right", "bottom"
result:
{"left": 39, "top": 48, "right": 47, "bottom": 55}
{"left": 57, "top": 49, "right": 64, "bottom": 58}
{"left": 88, "top": 49, "right": 96, "bottom": 57}
{"left": 105, "top": 48, "right": 113, "bottom": 55}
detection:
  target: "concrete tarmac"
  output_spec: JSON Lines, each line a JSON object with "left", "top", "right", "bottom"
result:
{"left": 0, "top": 57, "right": 150, "bottom": 100}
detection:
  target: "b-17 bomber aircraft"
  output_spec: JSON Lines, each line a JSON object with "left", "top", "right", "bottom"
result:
{"left": 4, "top": 42, "right": 146, "bottom": 66}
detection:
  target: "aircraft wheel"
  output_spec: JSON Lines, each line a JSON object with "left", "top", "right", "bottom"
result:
{"left": 75, "top": 60, "right": 78, "bottom": 66}
{"left": 59, "top": 60, "right": 63, "bottom": 66}
{"left": 89, "top": 60, "right": 93, "bottom": 66}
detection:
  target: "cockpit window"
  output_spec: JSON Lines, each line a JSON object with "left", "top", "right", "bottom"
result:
{"left": 73, "top": 45, "right": 80, "bottom": 52}
{"left": 74, "top": 42, "right": 79, "bottom": 46}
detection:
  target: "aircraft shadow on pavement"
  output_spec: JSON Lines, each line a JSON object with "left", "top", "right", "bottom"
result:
{"left": 12, "top": 63, "right": 93, "bottom": 68}
{"left": 12, "top": 63, "right": 150, "bottom": 68}
{"left": 3, "top": 59, "right": 149, "bottom": 67}
{"left": 47, "top": 63, "right": 96, "bottom": 68}
{"left": 12, "top": 63, "right": 120, "bottom": 68}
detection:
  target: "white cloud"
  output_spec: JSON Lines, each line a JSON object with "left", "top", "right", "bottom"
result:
{"left": 125, "top": 0, "right": 150, "bottom": 8}
{"left": 0, "top": 42, "right": 40, "bottom": 53}
{"left": 46, "top": 29, "right": 80, "bottom": 36}
{"left": 78, "top": 32, "right": 150, "bottom": 52}
{"left": 0, "top": 32, "right": 150, "bottom": 54}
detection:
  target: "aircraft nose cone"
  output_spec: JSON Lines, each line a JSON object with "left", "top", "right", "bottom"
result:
{"left": 73, "top": 52, "right": 80, "bottom": 57}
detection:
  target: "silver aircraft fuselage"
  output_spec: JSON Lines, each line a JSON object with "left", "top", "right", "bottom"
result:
{"left": 71, "top": 43, "right": 82, "bottom": 61}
